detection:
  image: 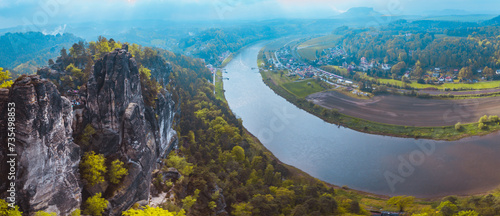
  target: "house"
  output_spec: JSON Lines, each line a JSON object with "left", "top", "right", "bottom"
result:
{"left": 438, "top": 76, "right": 445, "bottom": 82}
{"left": 454, "top": 69, "right": 459, "bottom": 73}
{"left": 496, "top": 70, "right": 500, "bottom": 75}
{"left": 445, "top": 76, "right": 453, "bottom": 82}
{"left": 432, "top": 73, "right": 440, "bottom": 78}
{"left": 382, "top": 64, "right": 391, "bottom": 71}
{"left": 360, "top": 57, "right": 367, "bottom": 65}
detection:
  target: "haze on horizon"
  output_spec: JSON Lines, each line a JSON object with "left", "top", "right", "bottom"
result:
{"left": 0, "top": 0, "right": 499, "bottom": 30}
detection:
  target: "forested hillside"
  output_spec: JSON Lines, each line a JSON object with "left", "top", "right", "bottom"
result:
{"left": 0, "top": 32, "right": 81, "bottom": 75}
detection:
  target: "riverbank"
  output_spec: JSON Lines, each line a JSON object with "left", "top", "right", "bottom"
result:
{"left": 217, "top": 44, "right": 500, "bottom": 214}
{"left": 258, "top": 49, "right": 500, "bottom": 141}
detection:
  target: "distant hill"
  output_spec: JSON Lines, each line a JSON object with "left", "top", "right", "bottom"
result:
{"left": 483, "top": 15, "right": 500, "bottom": 25}
{"left": 0, "top": 32, "right": 81, "bottom": 75}
{"left": 425, "top": 9, "right": 472, "bottom": 16}
{"left": 336, "top": 7, "right": 383, "bottom": 19}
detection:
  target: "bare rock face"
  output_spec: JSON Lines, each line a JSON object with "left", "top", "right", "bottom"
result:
{"left": 0, "top": 46, "right": 177, "bottom": 215}
{"left": 84, "top": 47, "right": 177, "bottom": 214}
{"left": 0, "top": 75, "right": 81, "bottom": 215}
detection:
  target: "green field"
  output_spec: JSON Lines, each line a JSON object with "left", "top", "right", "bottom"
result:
{"left": 297, "top": 34, "right": 341, "bottom": 61}
{"left": 361, "top": 74, "right": 500, "bottom": 91}
{"left": 220, "top": 54, "right": 233, "bottom": 68}
{"left": 258, "top": 49, "right": 500, "bottom": 140}
{"left": 263, "top": 36, "right": 303, "bottom": 51}
{"left": 282, "top": 80, "right": 326, "bottom": 98}
{"left": 214, "top": 69, "right": 226, "bottom": 102}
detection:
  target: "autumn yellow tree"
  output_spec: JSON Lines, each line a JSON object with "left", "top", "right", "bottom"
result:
{"left": 80, "top": 151, "right": 107, "bottom": 186}
{"left": 109, "top": 159, "right": 128, "bottom": 184}
{"left": 0, "top": 67, "right": 13, "bottom": 88}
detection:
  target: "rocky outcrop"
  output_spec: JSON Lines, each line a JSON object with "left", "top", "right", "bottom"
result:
{"left": 83, "top": 47, "right": 177, "bottom": 214}
{"left": 0, "top": 45, "right": 177, "bottom": 215}
{"left": 0, "top": 75, "right": 81, "bottom": 215}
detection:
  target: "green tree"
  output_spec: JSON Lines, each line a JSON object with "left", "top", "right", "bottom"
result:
{"left": 66, "top": 63, "right": 85, "bottom": 84}
{"left": 437, "top": 200, "right": 457, "bottom": 216}
{"left": 231, "top": 146, "right": 245, "bottom": 162}
{"left": 391, "top": 62, "right": 407, "bottom": 78}
{"left": 479, "top": 115, "right": 489, "bottom": 123}
{"left": 459, "top": 66, "right": 473, "bottom": 80}
{"left": 455, "top": 122, "right": 462, "bottom": 130}
{"left": 80, "top": 151, "right": 107, "bottom": 186}
{"left": 109, "top": 159, "right": 128, "bottom": 184}
{"left": 0, "top": 67, "right": 13, "bottom": 88}
{"left": 165, "top": 154, "right": 194, "bottom": 176}
{"left": 139, "top": 65, "right": 161, "bottom": 107}
{"left": 123, "top": 205, "right": 186, "bottom": 216}
{"left": 83, "top": 193, "right": 108, "bottom": 216}
{"left": 70, "top": 209, "right": 81, "bottom": 216}
{"left": 483, "top": 66, "right": 494, "bottom": 79}
{"left": 182, "top": 189, "right": 200, "bottom": 211}
{"left": 413, "top": 61, "right": 424, "bottom": 78}
{"left": 232, "top": 202, "right": 253, "bottom": 216}
{"left": 387, "top": 196, "right": 414, "bottom": 212}
{"left": 489, "top": 115, "right": 499, "bottom": 122}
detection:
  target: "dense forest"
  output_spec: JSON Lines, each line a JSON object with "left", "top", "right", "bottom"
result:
{"left": 179, "top": 26, "right": 279, "bottom": 65}
{"left": 333, "top": 21, "right": 500, "bottom": 79}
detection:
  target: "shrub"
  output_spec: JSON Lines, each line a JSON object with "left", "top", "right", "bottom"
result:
{"left": 80, "top": 151, "right": 107, "bottom": 186}
{"left": 34, "top": 211, "right": 56, "bottom": 216}
{"left": 109, "top": 159, "right": 128, "bottom": 184}
{"left": 122, "top": 205, "right": 186, "bottom": 216}
{"left": 164, "top": 154, "right": 194, "bottom": 176}
{"left": 489, "top": 115, "right": 499, "bottom": 122}
{"left": 455, "top": 122, "right": 462, "bottom": 130}
{"left": 182, "top": 189, "right": 200, "bottom": 210}
{"left": 0, "top": 199, "right": 23, "bottom": 216}
{"left": 79, "top": 124, "right": 96, "bottom": 146}
{"left": 70, "top": 209, "right": 81, "bottom": 216}
{"left": 479, "top": 115, "right": 489, "bottom": 123}
{"left": 478, "top": 122, "right": 487, "bottom": 130}
{"left": 83, "top": 193, "right": 108, "bottom": 216}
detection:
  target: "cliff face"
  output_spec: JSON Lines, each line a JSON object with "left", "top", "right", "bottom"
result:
{"left": 84, "top": 48, "right": 154, "bottom": 214}
{"left": 83, "top": 47, "right": 177, "bottom": 214}
{"left": 0, "top": 47, "right": 177, "bottom": 214}
{"left": 0, "top": 75, "right": 81, "bottom": 215}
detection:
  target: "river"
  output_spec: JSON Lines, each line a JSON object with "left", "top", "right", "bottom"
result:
{"left": 223, "top": 42, "right": 500, "bottom": 198}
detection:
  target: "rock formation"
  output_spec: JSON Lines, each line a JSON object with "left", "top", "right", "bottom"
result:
{"left": 0, "top": 46, "right": 177, "bottom": 215}
{"left": 0, "top": 75, "right": 81, "bottom": 215}
{"left": 82, "top": 47, "right": 177, "bottom": 214}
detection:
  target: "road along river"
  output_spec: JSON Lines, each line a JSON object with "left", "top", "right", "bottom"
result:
{"left": 223, "top": 42, "right": 500, "bottom": 198}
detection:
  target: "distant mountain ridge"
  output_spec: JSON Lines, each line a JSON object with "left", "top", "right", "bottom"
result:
{"left": 337, "top": 7, "right": 383, "bottom": 19}
{"left": 483, "top": 15, "right": 500, "bottom": 25}
{"left": 0, "top": 32, "right": 81, "bottom": 75}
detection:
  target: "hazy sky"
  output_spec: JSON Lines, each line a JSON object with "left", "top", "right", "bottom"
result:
{"left": 0, "top": 0, "right": 499, "bottom": 29}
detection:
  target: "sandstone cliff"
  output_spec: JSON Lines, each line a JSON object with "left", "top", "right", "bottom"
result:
{"left": 0, "top": 46, "right": 177, "bottom": 215}
{"left": 0, "top": 75, "right": 81, "bottom": 215}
